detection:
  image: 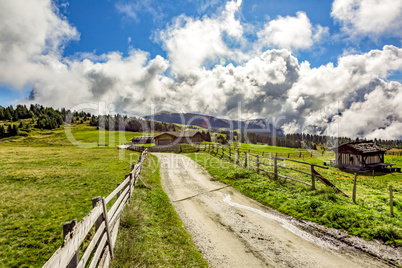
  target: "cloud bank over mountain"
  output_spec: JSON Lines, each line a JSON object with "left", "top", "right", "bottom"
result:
{"left": 0, "top": 0, "right": 401, "bottom": 139}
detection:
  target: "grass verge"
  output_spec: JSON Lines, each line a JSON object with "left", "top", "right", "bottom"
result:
{"left": 187, "top": 152, "right": 402, "bottom": 246}
{"left": 0, "top": 146, "right": 132, "bottom": 267}
{"left": 111, "top": 154, "right": 208, "bottom": 267}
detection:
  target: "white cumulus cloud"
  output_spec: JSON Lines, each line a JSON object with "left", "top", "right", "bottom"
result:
{"left": 0, "top": 0, "right": 79, "bottom": 89}
{"left": 157, "top": 1, "right": 245, "bottom": 76}
{"left": 331, "top": 0, "right": 402, "bottom": 39}
{"left": 257, "top": 11, "right": 329, "bottom": 52}
{"left": 1, "top": 0, "right": 402, "bottom": 140}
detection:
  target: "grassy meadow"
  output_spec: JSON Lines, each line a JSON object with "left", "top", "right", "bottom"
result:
{"left": 0, "top": 124, "right": 137, "bottom": 267}
{"left": 0, "top": 123, "right": 205, "bottom": 267}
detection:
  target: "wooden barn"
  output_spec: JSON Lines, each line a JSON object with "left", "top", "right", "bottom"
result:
{"left": 332, "top": 141, "right": 395, "bottom": 171}
{"left": 154, "top": 131, "right": 205, "bottom": 145}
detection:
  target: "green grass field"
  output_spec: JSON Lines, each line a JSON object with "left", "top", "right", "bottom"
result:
{"left": 0, "top": 123, "right": 205, "bottom": 267}
{"left": 0, "top": 123, "right": 146, "bottom": 148}
{"left": 0, "top": 145, "right": 132, "bottom": 267}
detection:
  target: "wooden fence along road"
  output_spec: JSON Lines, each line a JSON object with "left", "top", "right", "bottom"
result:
{"left": 43, "top": 149, "right": 148, "bottom": 268}
{"left": 128, "top": 143, "right": 340, "bottom": 191}
{"left": 129, "top": 142, "right": 346, "bottom": 194}
{"left": 194, "top": 143, "right": 349, "bottom": 194}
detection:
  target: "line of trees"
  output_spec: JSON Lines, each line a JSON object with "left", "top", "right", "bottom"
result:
{"left": 0, "top": 124, "right": 19, "bottom": 138}
{"left": 89, "top": 114, "right": 180, "bottom": 133}
{"left": 0, "top": 104, "right": 92, "bottom": 138}
{"left": 217, "top": 130, "right": 402, "bottom": 150}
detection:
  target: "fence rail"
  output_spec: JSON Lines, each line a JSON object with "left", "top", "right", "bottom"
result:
{"left": 43, "top": 149, "right": 148, "bottom": 268}
{"left": 195, "top": 143, "right": 348, "bottom": 195}
{"left": 128, "top": 144, "right": 199, "bottom": 153}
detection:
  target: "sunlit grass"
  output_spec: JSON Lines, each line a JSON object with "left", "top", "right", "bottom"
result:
{"left": 0, "top": 122, "right": 205, "bottom": 267}
{"left": 0, "top": 145, "right": 133, "bottom": 267}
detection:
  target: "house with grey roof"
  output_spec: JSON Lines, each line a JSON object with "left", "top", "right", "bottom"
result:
{"left": 154, "top": 131, "right": 205, "bottom": 145}
{"left": 332, "top": 141, "right": 399, "bottom": 172}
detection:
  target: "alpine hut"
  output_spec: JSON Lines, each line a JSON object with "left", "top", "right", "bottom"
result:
{"left": 154, "top": 131, "right": 205, "bottom": 145}
{"left": 332, "top": 141, "right": 396, "bottom": 171}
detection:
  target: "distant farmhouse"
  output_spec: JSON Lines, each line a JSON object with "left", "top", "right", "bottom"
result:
{"left": 131, "top": 131, "right": 205, "bottom": 146}
{"left": 333, "top": 141, "right": 400, "bottom": 172}
{"left": 154, "top": 131, "right": 205, "bottom": 145}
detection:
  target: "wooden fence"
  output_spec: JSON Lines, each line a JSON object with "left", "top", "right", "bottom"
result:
{"left": 227, "top": 142, "right": 334, "bottom": 159}
{"left": 43, "top": 149, "right": 148, "bottom": 268}
{"left": 385, "top": 151, "right": 402, "bottom": 156}
{"left": 128, "top": 144, "right": 199, "bottom": 153}
{"left": 196, "top": 143, "right": 347, "bottom": 194}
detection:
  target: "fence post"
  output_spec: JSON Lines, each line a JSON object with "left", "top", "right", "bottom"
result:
{"left": 92, "top": 196, "right": 103, "bottom": 232}
{"left": 353, "top": 173, "right": 357, "bottom": 203}
{"left": 299, "top": 152, "right": 302, "bottom": 158}
{"left": 257, "top": 155, "right": 260, "bottom": 174}
{"left": 288, "top": 153, "right": 290, "bottom": 158}
{"left": 390, "top": 185, "right": 394, "bottom": 217}
{"left": 229, "top": 147, "right": 231, "bottom": 158}
{"left": 237, "top": 149, "right": 240, "bottom": 163}
{"left": 244, "top": 152, "right": 248, "bottom": 167}
{"left": 128, "top": 173, "right": 133, "bottom": 202}
{"left": 311, "top": 165, "right": 316, "bottom": 190}
{"left": 63, "top": 220, "right": 79, "bottom": 268}
{"left": 101, "top": 198, "right": 114, "bottom": 260}
{"left": 116, "top": 183, "right": 121, "bottom": 199}
{"left": 274, "top": 156, "right": 277, "bottom": 180}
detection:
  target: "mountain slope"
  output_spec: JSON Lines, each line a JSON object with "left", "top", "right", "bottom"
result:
{"left": 144, "top": 112, "right": 284, "bottom": 137}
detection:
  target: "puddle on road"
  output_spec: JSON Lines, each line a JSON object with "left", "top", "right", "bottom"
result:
{"left": 222, "top": 193, "right": 340, "bottom": 251}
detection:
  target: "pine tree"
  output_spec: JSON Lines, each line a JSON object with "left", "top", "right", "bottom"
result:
{"left": 0, "top": 125, "right": 5, "bottom": 138}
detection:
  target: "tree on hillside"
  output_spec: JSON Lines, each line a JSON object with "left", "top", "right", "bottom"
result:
{"left": 0, "top": 125, "right": 5, "bottom": 138}
{"left": 205, "top": 132, "right": 211, "bottom": 142}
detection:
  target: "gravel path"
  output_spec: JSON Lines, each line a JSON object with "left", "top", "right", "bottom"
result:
{"left": 154, "top": 153, "right": 392, "bottom": 268}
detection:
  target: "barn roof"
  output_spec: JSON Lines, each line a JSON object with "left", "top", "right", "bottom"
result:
{"left": 154, "top": 131, "right": 203, "bottom": 138}
{"left": 334, "top": 141, "right": 387, "bottom": 154}
{"left": 132, "top": 136, "right": 154, "bottom": 140}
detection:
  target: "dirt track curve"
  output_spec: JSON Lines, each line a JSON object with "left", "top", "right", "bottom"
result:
{"left": 154, "top": 153, "right": 392, "bottom": 268}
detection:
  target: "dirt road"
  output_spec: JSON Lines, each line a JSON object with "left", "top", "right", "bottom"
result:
{"left": 154, "top": 153, "right": 392, "bottom": 267}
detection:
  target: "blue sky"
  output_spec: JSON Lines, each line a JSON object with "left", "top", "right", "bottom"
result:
{"left": 0, "top": 0, "right": 401, "bottom": 139}
{"left": 59, "top": 0, "right": 399, "bottom": 69}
